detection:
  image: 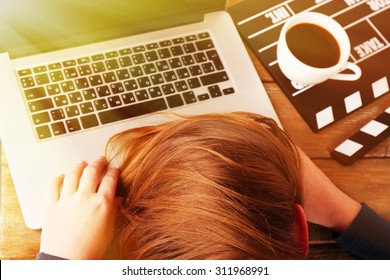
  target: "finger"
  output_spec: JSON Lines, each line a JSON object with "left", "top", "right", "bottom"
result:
{"left": 97, "top": 167, "right": 120, "bottom": 203}
{"left": 78, "top": 156, "right": 107, "bottom": 193}
{"left": 61, "top": 161, "right": 88, "bottom": 197}
{"left": 47, "top": 174, "right": 64, "bottom": 203}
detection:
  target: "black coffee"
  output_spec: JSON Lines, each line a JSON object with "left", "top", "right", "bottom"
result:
{"left": 286, "top": 23, "right": 340, "bottom": 68}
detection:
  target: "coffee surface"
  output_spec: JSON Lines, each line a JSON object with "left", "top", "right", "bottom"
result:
{"left": 286, "top": 23, "right": 340, "bottom": 68}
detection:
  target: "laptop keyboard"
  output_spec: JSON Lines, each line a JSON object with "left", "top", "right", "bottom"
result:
{"left": 16, "top": 32, "right": 235, "bottom": 141}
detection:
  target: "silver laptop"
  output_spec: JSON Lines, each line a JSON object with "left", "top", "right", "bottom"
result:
{"left": 0, "top": 0, "right": 279, "bottom": 229}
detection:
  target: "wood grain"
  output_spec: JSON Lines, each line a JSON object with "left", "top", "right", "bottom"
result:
{"left": 1, "top": 0, "right": 389, "bottom": 260}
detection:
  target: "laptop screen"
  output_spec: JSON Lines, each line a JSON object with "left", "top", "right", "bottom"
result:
{"left": 0, "top": 0, "right": 226, "bottom": 58}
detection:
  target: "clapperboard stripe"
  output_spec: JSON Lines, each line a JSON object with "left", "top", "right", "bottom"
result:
{"left": 331, "top": 107, "right": 390, "bottom": 165}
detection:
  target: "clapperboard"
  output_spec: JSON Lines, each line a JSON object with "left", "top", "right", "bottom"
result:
{"left": 228, "top": 0, "right": 390, "bottom": 132}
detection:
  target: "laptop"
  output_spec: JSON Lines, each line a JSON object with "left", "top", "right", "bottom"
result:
{"left": 0, "top": 0, "right": 279, "bottom": 229}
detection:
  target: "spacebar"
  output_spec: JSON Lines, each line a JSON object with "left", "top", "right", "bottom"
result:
{"left": 98, "top": 98, "right": 168, "bottom": 125}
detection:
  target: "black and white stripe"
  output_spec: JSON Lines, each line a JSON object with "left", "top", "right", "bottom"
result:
{"left": 331, "top": 107, "right": 390, "bottom": 165}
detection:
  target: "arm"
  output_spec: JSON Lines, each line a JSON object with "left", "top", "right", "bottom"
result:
{"left": 299, "top": 149, "right": 361, "bottom": 233}
{"left": 299, "top": 149, "right": 390, "bottom": 259}
{"left": 39, "top": 156, "right": 121, "bottom": 260}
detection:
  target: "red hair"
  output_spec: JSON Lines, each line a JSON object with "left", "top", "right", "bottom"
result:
{"left": 106, "top": 112, "right": 304, "bottom": 259}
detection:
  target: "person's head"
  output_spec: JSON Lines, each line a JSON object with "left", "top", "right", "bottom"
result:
{"left": 106, "top": 112, "right": 308, "bottom": 259}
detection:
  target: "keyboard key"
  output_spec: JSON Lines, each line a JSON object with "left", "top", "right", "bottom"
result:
{"left": 202, "top": 62, "right": 215, "bottom": 73}
{"left": 18, "top": 69, "right": 32, "bottom": 76}
{"left": 108, "top": 96, "right": 122, "bottom": 107}
{"left": 137, "top": 77, "right": 151, "bottom": 88}
{"left": 150, "top": 74, "right": 164, "bottom": 85}
{"left": 94, "top": 99, "right": 109, "bottom": 110}
{"left": 121, "top": 93, "right": 136, "bottom": 104}
{"left": 60, "top": 81, "right": 76, "bottom": 92}
{"left": 146, "top": 43, "right": 159, "bottom": 50}
{"left": 48, "top": 63, "right": 62, "bottom": 70}
{"left": 206, "top": 50, "right": 224, "bottom": 70}
{"left": 50, "top": 109, "right": 65, "bottom": 120}
{"left": 66, "top": 118, "right": 81, "bottom": 132}
{"left": 116, "top": 69, "right": 130, "bottom": 80}
{"left": 166, "top": 94, "right": 184, "bottom": 108}
{"left": 110, "top": 82, "right": 125, "bottom": 94}
{"left": 185, "top": 35, "right": 197, "bottom": 42}
{"left": 36, "top": 73, "right": 50, "bottom": 85}
{"left": 145, "top": 51, "right": 158, "bottom": 62}
{"left": 103, "top": 72, "right": 117, "bottom": 83}
{"left": 119, "top": 48, "right": 132, "bottom": 55}
{"left": 129, "top": 66, "right": 143, "bottom": 77}
{"left": 158, "top": 48, "right": 171, "bottom": 59}
{"left": 46, "top": 84, "right": 61, "bottom": 95}
{"left": 183, "top": 43, "right": 196, "bottom": 53}
{"left": 124, "top": 79, "right": 138, "bottom": 91}
{"left": 176, "top": 68, "right": 190, "bottom": 79}
{"left": 159, "top": 40, "right": 172, "bottom": 47}
{"left": 223, "top": 87, "right": 235, "bottom": 95}
{"left": 78, "top": 65, "right": 92, "bottom": 76}
{"left": 54, "top": 95, "right": 69, "bottom": 107}
{"left": 80, "top": 102, "right": 94, "bottom": 114}
{"left": 170, "top": 45, "right": 184, "bottom": 56}
{"left": 33, "top": 65, "right": 47, "bottom": 73}
{"left": 105, "top": 59, "right": 119, "bottom": 70}
{"left": 197, "top": 93, "right": 210, "bottom": 101}
{"left": 28, "top": 98, "right": 54, "bottom": 112}
{"left": 168, "top": 58, "right": 182, "bottom": 68}
{"left": 132, "top": 53, "right": 145, "bottom": 64}
{"left": 189, "top": 65, "right": 202, "bottom": 76}
{"left": 77, "top": 57, "right": 91, "bottom": 64}
{"left": 65, "top": 105, "right": 80, "bottom": 117}
{"left": 82, "top": 88, "right": 97, "bottom": 100}
{"left": 63, "top": 60, "right": 76, "bottom": 67}
{"left": 187, "top": 77, "right": 201, "bottom": 89}
{"left": 51, "top": 121, "right": 67, "bottom": 136}
{"left": 135, "top": 89, "right": 149, "bottom": 101}
{"left": 148, "top": 87, "right": 163, "bottom": 98}
{"left": 89, "top": 75, "right": 103, "bottom": 86}
{"left": 208, "top": 85, "right": 222, "bottom": 98}
{"left": 164, "top": 71, "right": 177, "bottom": 82}
{"left": 20, "top": 76, "right": 35, "bottom": 88}
{"left": 182, "top": 55, "right": 195, "bottom": 66}
{"left": 49, "top": 70, "right": 64, "bottom": 82}
{"left": 200, "top": 71, "right": 229, "bottom": 86}
{"left": 118, "top": 56, "right": 132, "bottom": 67}
{"left": 174, "top": 81, "right": 188, "bottom": 92}
{"left": 173, "top": 37, "right": 185, "bottom": 44}
{"left": 162, "top": 84, "right": 175, "bottom": 95}
{"left": 133, "top": 46, "right": 145, "bottom": 53}
{"left": 183, "top": 91, "right": 197, "bottom": 104}
{"left": 194, "top": 53, "right": 207, "bottom": 63}
{"left": 92, "top": 62, "right": 106, "bottom": 73}
{"left": 105, "top": 51, "right": 118, "bottom": 58}
{"left": 36, "top": 125, "right": 51, "bottom": 139}
{"left": 142, "top": 63, "right": 157, "bottom": 74}
{"left": 98, "top": 98, "right": 168, "bottom": 125}
{"left": 24, "top": 87, "right": 46, "bottom": 100}
{"left": 69, "top": 91, "right": 83, "bottom": 103}
{"left": 91, "top": 54, "right": 105, "bottom": 61}
{"left": 198, "top": 32, "right": 210, "bottom": 39}
{"left": 75, "top": 78, "right": 89, "bottom": 89}
{"left": 195, "top": 39, "right": 214, "bottom": 51}
{"left": 80, "top": 114, "right": 99, "bottom": 129}
{"left": 64, "top": 67, "right": 78, "bottom": 79}
{"left": 32, "top": 111, "right": 50, "bottom": 125}
{"left": 96, "top": 85, "right": 111, "bottom": 97}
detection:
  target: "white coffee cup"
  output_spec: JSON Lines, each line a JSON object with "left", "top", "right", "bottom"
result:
{"left": 277, "top": 12, "right": 361, "bottom": 85}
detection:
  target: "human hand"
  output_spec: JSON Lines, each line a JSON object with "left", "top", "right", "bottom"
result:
{"left": 299, "top": 149, "right": 361, "bottom": 233}
{"left": 40, "top": 156, "right": 121, "bottom": 259}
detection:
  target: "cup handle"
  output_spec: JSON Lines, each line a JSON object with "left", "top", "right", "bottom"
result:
{"left": 331, "top": 62, "right": 362, "bottom": 81}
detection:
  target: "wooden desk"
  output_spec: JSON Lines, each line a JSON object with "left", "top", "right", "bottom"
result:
{"left": 1, "top": 0, "right": 389, "bottom": 260}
